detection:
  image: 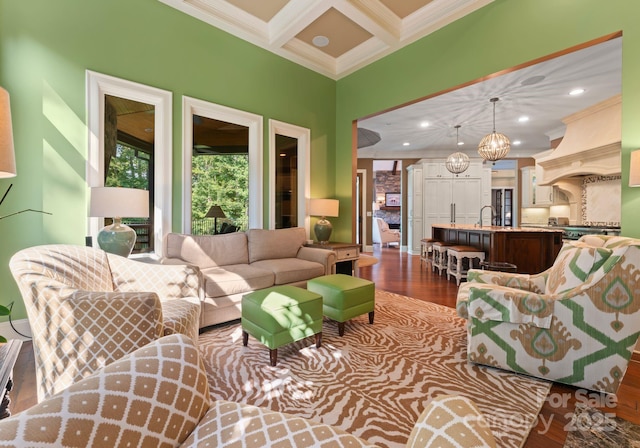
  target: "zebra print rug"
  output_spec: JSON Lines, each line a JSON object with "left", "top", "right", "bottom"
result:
{"left": 198, "top": 289, "right": 551, "bottom": 447}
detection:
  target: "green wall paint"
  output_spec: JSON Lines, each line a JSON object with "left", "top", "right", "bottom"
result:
{"left": 336, "top": 0, "right": 640, "bottom": 240}
{"left": 0, "top": 0, "right": 335, "bottom": 320}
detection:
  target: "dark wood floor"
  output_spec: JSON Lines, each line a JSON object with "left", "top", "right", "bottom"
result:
{"left": 8, "top": 246, "right": 640, "bottom": 446}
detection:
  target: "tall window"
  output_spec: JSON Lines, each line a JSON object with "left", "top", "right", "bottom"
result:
{"left": 87, "top": 71, "right": 172, "bottom": 257}
{"left": 181, "top": 96, "right": 263, "bottom": 233}
{"left": 268, "top": 120, "right": 310, "bottom": 232}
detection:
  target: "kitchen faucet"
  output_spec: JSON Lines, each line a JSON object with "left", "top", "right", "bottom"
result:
{"left": 478, "top": 205, "right": 496, "bottom": 227}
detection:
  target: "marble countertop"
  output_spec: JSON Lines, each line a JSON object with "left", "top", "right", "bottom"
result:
{"left": 432, "top": 224, "right": 564, "bottom": 233}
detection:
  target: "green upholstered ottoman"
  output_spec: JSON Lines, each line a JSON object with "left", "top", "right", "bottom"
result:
{"left": 307, "top": 274, "right": 375, "bottom": 336}
{"left": 241, "top": 285, "right": 323, "bottom": 366}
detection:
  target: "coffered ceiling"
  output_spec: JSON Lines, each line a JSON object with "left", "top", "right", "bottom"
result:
{"left": 158, "top": 0, "right": 493, "bottom": 79}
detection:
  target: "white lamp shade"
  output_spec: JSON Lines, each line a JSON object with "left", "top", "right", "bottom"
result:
{"left": 0, "top": 87, "right": 17, "bottom": 178}
{"left": 309, "top": 198, "right": 339, "bottom": 217}
{"left": 630, "top": 150, "right": 640, "bottom": 187}
{"left": 90, "top": 187, "right": 149, "bottom": 218}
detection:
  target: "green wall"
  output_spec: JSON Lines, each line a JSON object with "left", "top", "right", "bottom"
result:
{"left": 336, "top": 0, "right": 640, "bottom": 241}
{"left": 0, "top": 0, "right": 336, "bottom": 320}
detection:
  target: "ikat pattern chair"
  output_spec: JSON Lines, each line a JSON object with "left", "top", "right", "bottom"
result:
{"left": 9, "top": 244, "right": 201, "bottom": 402}
{"left": 456, "top": 235, "right": 640, "bottom": 393}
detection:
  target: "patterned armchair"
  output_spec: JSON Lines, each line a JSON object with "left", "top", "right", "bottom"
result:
{"left": 9, "top": 244, "right": 201, "bottom": 402}
{"left": 456, "top": 235, "right": 640, "bottom": 393}
{"left": 373, "top": 217, "right": 400, "bottom": 247}
{"left": 0, "top": 334, "right": 497, "bottom": 448}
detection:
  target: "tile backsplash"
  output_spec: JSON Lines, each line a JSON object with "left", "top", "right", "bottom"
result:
{"left": 581, "top": 175, "right": 621, "bottom": 226}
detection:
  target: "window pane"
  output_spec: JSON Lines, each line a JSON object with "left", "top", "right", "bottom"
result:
{"left": 104, "top": 95, "right": 154, "bottom": 253}
{"left": 191, "top": 115, "right": 249, "bottom": 234}
{"left": 275, "top": 134, "right": 298, "bottom": 228}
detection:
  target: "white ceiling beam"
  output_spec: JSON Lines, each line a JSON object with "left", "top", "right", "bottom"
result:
{"left": 268, "top": 0, "right": 329, "bottom": 48}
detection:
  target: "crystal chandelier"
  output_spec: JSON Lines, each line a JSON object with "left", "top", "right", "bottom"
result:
{"left": 478, "top": 97, "right": 510, "bottom": 162}
{"left": 445, "top": 125, "right": 470, "bottom": 175}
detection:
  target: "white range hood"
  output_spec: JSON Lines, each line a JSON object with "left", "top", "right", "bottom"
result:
{"left": 536, "top": 95, "right": 621, "bottom": 185}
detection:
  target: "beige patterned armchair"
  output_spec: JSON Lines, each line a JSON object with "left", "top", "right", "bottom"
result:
{"left": 456, "top": 235, "right": 640, "bottom": 394}
{"left": 0, "top": 334, "right": 497, "bottom": 448}
{"left": 10, "top": 244, "right": 201, "bottom": 402}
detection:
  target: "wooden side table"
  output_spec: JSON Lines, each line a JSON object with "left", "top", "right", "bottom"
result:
{"left": 0, "top": 339, "right": 23, "bottom": 419}
{"left": 305, "top": 242, "right": 360, "bottom": 275}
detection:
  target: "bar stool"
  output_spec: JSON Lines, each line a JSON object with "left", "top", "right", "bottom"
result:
{"left": 431, "top": 241, "right": 453, "bottom": 276}
{"left": 420, "top": 238, "right": 437, "bottom": 269}
{"left": 446, "top": 245, "right": 486, "bottom": 285}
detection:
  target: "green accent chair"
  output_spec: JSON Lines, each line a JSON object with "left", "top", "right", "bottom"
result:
{"left": 307, "top": 274, "right": 375, "bottom": 336}
{"left": 242, "top": 285, "right": 323, "bottom": 366}
{"left": 456, "top": 235, "right": 640, "bottom": 394}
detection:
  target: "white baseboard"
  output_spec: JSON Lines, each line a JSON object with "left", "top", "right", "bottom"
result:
{"left": 0, "top": 318, "right": 32, "bottom": 341}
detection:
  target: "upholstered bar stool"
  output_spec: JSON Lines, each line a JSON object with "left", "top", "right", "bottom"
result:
{"left": 431, "top": 241, "right": 453, "bottom": 276}
{"left": 420, "top": 238, "right": 437, "bottom": 269}
{"left": 446, "top": 245, "right": 486, "bottom": 285}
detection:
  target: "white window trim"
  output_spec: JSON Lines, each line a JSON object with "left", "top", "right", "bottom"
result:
{"left": 86, "top": 70, "right": 172, "bottom": 257}
{"left": 268, "top": 119, "right": 310, "bottom": 233}
{"left": 182, "top": 96, "right": 263, "bottom": 232}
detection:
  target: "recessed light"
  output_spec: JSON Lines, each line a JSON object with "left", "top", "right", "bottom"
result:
{"left": 457, "top": 141, "right": 464, "bottom": 146}
{"left": 420, "top": 121, "right": 429, "bottom": 128}
{"left": 569, "top": 88, "right": 585, "bottom": 96}
{"left": 403, "top": 142, "right": 410, "bottom": 146}
{"left": 518, "top": 116, "right": 529, "bottom": 123}
{"left": 312, "top": 35, "right": 330, "bottom": 47}
{"left": 513, "top": 140, "right": 522, "bottom": 145}
{"left": 279, "top": 153, "right": 286, "bottom": 157}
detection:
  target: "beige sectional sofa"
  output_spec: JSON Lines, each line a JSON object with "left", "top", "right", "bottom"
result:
{"left": 162, "top": 227, "right": 336, "bottom": 328}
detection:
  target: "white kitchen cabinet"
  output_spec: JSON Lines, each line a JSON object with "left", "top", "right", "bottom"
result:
{"left": 418, "top": 159, "right": 490, "bottom": 238}
{"left": 521, "top": 166, "right": 568, "bottom": 207}
{"left": 406, "top": 165, "right": 423, "bottom": 254}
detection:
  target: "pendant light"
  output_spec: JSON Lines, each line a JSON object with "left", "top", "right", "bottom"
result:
{"left": 478, "top": 97, "right": 510, "bottom": 162}
{"left": 445, "top": 125, "right": 470, "bottom": 175}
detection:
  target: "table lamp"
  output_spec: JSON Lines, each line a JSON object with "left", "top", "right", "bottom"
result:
{"left": 309, "top": 198, "right": 339, "bottom": 244}
{"left": 90, "top": 187, "right": 149, "bottom": 257}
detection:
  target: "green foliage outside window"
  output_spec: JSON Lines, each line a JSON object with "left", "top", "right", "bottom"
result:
{"left": 192, "top": 154, "right": 249, "bottom": 233}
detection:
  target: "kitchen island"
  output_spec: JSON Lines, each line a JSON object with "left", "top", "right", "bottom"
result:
{"left": 432, "top": 224, "right": 564, "bottom": 274}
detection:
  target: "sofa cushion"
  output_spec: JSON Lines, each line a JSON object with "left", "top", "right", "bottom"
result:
{"left": 164, "top": 232, "right": 249, "bottom": 268}
{"left": 201, "top": 264, "right": 274, "bottom": 298}
{"left": 251, "top": 258, "right": 325, "bottom": 285}
{"left": 546, "top": 241, "right": 612, "bottom": 295}
{"left": 246, "top": 228, "right": 306, "bottom": 263}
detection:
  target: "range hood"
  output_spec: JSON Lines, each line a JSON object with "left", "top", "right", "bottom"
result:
{"left": 536, "top": 95, "right": 621, "bottom": 185}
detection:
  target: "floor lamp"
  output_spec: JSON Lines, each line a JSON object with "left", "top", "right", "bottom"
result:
{"left": 206, "top": 205, "right": 226, "bottom": 234}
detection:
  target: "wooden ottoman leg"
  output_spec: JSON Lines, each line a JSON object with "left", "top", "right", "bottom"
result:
{"left": 369, "top": 310, "right": 374, "bottom": 324}
{"left": 316, "top": 332, "right": 322, "bottom": 348}
{"left": 270, "top": 349, "right": 278, "bottom": 367}
{"left": 338, "top": 322, "right": 345, "bottom": 337}
{"left": 242, "top": 330, "right": 249, "bottom": 346}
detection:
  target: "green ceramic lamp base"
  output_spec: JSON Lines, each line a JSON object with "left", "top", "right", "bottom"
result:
{"left": 97, "top": 217, "right": 137, "bottom": 257}
{"left": 314, "top": 218, "right": 333, "bottom": 244}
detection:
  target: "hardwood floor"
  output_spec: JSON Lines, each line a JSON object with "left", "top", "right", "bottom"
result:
{"left": 8, "top": 245, "right": 640, "bottom": 447}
